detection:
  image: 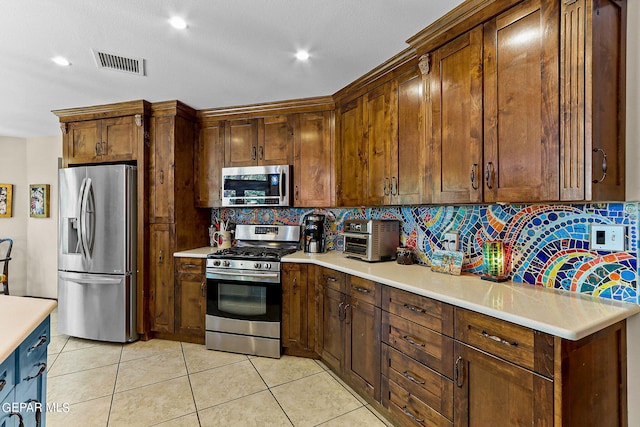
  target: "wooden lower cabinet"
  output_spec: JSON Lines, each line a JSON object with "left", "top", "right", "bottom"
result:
{"left": 149, "top": 224, "right": 175, "bottom": 333}
{"left": 281, "top": 263, "right": 317, "bottom": 357}
{"left": 174, "top": 258, "right": 206, "bottom": 342}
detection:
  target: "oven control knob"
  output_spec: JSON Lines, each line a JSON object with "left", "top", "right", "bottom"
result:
{"left": 213, "top": 260, "right": 221, "bottom": 267}
{"left": 254, "top": 263, "right": 262, "bottom": 269}
{"left": 264, "top": 263, "right": 271, "bottom": 270}
{"left": 222, "top": 260, "right": 230, "bottom": 267}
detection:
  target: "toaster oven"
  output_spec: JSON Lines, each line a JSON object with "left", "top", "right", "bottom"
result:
{"left": 342, "top": 219, "right": 400, "bottom": 262}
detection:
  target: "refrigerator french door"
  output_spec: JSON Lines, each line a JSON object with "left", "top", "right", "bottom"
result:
{"left": 58, "top": 164, "right": 138, "bottom": 342}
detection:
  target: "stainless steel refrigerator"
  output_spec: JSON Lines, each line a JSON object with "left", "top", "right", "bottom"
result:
{"left": 58, "top": 164, "right": 138, "bottom": 342}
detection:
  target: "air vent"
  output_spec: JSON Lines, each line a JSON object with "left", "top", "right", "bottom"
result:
{"left": 91, "top": 49, "right": 145, "bottom": 76}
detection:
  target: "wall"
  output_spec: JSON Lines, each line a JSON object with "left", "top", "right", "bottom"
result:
{"left": 0, "top": 135, "right": 61, "bottom": 298}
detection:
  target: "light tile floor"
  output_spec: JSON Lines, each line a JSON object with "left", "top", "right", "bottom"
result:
{"left": 46, "top": 310, "right": 393, "bottom": 427}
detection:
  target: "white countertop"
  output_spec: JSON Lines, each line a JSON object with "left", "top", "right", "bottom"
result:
{"left": 283, "top": 251, "right": 640, "bottom": 340}
{"left": 174, "top": 246, "right": 219, "bottom": 258}
{"left": 0, "top": 296, "right": 57, "bottom": 362}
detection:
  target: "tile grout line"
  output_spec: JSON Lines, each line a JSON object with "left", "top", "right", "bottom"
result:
{"left": 105, "top": 343, "right": 125, "bottom": 427}
{"left": 181, "top": 342, "right": 203, "bottom": 427}
{"left": 247, "top": 356, "right": 296, "bottom": 426}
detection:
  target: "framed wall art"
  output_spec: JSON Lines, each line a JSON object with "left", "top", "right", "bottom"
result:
{"left": 0, "top": 184, "right": 13, "bottom": 218}
{"left": 30, "top": 184, "right": 50, "bottom": 218}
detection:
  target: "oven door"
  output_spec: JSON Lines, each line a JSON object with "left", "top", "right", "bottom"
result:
{"left": 206, "top": 270, "right": 281, "bottom": 323}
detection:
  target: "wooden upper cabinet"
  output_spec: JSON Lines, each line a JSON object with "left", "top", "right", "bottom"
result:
{"left": 364, "top": 83, "right": 392, "bottom": 206}
{"left": 224, "top": 115, "right": 293, "bottom": 167}
{"left": 65, "top": 115, "right": 140, "bottom": 165}
{"left": 393, "top": 69, "right": 425, "bottom": 205}
{"left": 560, "top": 0, "right": 626, "bottom": 201}
{"left": 430, "top": 26, "right": 484, "bottom": 204}
{"left": 483, "top": 0, "right": 560, "bottom": 203}
{"left": 149, "top": 115, "right": 176, "bottom": 223}
{"left": 293, "top": 111, "right": 334, "bottom": 207}
{"left": 195, "top": 121, "right": 225, "bottom": 208}
{"left": 337, "top": 98, "right": 365, "bottom": 207}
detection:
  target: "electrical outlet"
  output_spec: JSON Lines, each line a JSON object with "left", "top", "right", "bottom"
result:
{"left": 590, "top": 225, "right": 625, "bottom": 251}
{"left": 443, "top": 232, "right": 459, "bottom": 251}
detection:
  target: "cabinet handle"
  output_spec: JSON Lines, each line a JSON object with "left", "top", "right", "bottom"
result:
{"left": 592, "top": 148, "right": 608, "bottom": 184}
{"left": 471, "top": 163, "right": 479, "bottom": 190}
{"left": 295, "top": 185, "right": 299, "bottom": 201}
{"left": 95, "top": 142, "right": 101, "bottom": 156}
{"left": 0, "top": 379, "right": 5, "bottom": 391}
{"left": 258, "top": 145, "right": 264, "bottom": 160}
{"left": 402, "top": 335, "right": 425, "bottom": 348}
{"left": 455, "top": 356, "right": 464, "bottom": 388}
{"left": 324, "top": 275, "right": 338, "bottom": 283}
{"left": 292, "top": 276, "right": 297, "bottom": 294}
{"left": 402, "top": 370, "right": 426, "bottom": 385}
{"left": 401, "top": 406, "right": 424, "bottom": 423}
{"left": 9, "top": 412, "right": 24, "bottom": 427}
{"left": 159, "top": 250, "right": 164, "bottom": 264}
{"left": 384, "top": 178, "right": 390, "bottom": 196}
{"left": 402, "top": 303, "right": 426, "bottom": 314}
{"left": 28, "top": 335, "right": 48, "bottom": 352}
{"left": 481, "top": 329, "right": 518, "bottom": 347}
{"left": 344, "top": 303, "right": 351, "bottom": 324}
{"left": 27, "top": 399, "right": 42, "bottom": 427}
{"left": 353, "top": 286, "right": 370, "bottom": 294}
{"left": 182, "top": 263, "right": 200, "bottom": 269}
{"left": 338, "top": 301, "right": 345, "bottom": 320}
{"left": 200, "top": 280, "right": 206, "bottom": 297}
{"left": 101, "top": 141, "right": 106, "bottom": 155}
{"left": 391, "top": 176, "right": 398, "bottom": 196}
{"left": 252, "top": 146, "right": 257, "bottom": 161}
{"left": 485, "top": 162, "right": 494, "bottom": 189}
{"left": 24, "top": 363, "right": 47, "bottom": 381}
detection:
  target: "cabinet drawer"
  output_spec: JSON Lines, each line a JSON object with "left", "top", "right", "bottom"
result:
{"left": 382, "top": 344, "right": 453, "bottom": 421}
{"left": 175, "top": 258, "right": 205, "bottom": 274}
{"left": 382, "top": 377, "right": 453, "bottom": 427}
{"left": 317, "top": 267, "right": 345, "bottom": 292}
{"left": 347, "top": 275, "right": 380, "bottom": 307}
{"left": 0, "top": 352, "right": 15, "bottom": 404}
{"left": 382, "top": 287, "right": 454, "bottom": 336}
{"left": 18, "top": 317, "right": 49, "bottom": 377}
{"left": 383, "top": 312, "right": 454, "bottom": 379}
{"left": 454, "top": 308, "right": 554, "bottom": 377}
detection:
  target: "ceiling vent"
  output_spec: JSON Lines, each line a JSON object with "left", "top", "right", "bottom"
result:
{"left": 91, "top": 49, "right": 145, "bottom": 76}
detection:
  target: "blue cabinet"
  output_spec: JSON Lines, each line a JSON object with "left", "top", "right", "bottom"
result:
{"left": 0, "top": 316, "right": 50, "bottom": 427}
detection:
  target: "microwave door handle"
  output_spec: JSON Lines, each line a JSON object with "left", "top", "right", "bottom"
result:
{"left": 279, "top": 169, "right": 286, "bottom": 203}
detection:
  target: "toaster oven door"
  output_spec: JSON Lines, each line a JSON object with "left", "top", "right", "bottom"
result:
{"left": 342, "top": 232, "right": 370, "bottom": 259}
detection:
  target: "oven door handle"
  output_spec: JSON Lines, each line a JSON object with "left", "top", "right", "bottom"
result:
{"left": 207, "top": 270, "right": 280, "bottom": 279}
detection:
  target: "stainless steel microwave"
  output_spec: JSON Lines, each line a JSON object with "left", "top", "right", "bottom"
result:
{"left": 221, "top": 165, "right": 291, "bottom": 207}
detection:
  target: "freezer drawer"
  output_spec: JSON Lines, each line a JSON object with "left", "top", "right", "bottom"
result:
{"left": 58, "top": 271, "right": 137, "bottom": 343}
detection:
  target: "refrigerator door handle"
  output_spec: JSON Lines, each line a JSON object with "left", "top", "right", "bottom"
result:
{"left": 59, "top": 271, "right": 124, "bottom": 285}
{"left": 80, "top": 177, "right": 95, "bottom": 258}
{"left": 76, "top": 177, "right": 88, "bottom": 258}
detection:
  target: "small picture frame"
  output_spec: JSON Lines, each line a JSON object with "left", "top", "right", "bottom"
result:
{"left": 430, "top": 249, "right": 464, "bottom": 276}
{"left": 0, "top": 184, "right": 13, "bottom": 218}
{"left": 30, "top": 184, "right": 50, "bottom": 218}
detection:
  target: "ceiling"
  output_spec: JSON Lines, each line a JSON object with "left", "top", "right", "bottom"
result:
{"left": 0, "top": 0, "right": 463, "bottom": 138}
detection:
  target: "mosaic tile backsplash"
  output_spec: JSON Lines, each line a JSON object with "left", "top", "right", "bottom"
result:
{"left": 214, "top": 203, "right": 639, "bottom": 304}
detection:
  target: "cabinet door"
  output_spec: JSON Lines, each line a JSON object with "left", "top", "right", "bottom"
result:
{"left": 101, "top": 115, "right": 139, "bottom": 161}
{"left": 337, "top": 99, "right": 365, "bottom": 206}
{"left": 431, "top": 27, "right": 483, "bottom": 204}
{"left": 392, "top": 70, "right": 425, "bottom": 205}
{"left": 225, "top": 119, "right": 258, "bottom": 167}
{"left": 259, "top": 115, "right": 293, "bottom": 165}
{"left": 365, "top": 83, "right": 392, "bottom": 206}
{"left": 293, "top": 112, "right": 333, "bottom": 207}
{"left": 174, "top": 272, "right": 206, "bottom": 338}
{"left": 483, "top": 0, "right": 559, "bottom": 202}
{"left": 282, "top": 263, "right": 308, "bottom": 351}
{"left": 320, "top": 286, "right": 345, "bottom": 372}
{"left": 345, "top": 296, "right": 381, "bottom": 401}
{"left": 196, "top": 122, "right": 225, "bottom": 208}
{"left": 149, "top": 115, "right": 175, "bottom": 223}
{"left": 453, "top": 342, "right": 553, "bottom": 427}
{"left": 149, "top": 224, "right": 175, "bottom": 333}
{"left": 66, "top": 120, "right": 102, "bottom": 164}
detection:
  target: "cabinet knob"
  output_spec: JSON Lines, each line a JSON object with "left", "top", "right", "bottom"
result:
{"left": 592, "top": 148, "right": 608, "bottom": 184}
{"left": 159, "top": 250, "right": 164, "bottom": 264}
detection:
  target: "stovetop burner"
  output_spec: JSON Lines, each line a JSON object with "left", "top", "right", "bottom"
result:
{"left": 208, "top": 246, "right": 297, "bottom": 261}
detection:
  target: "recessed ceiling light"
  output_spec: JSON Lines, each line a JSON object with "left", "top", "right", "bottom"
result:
{"left": 169, "top": 16, "right": 187, "bottom": 30}
{"left": 51, "top": 56, "right": 71, "bottom": 66}
{"left": 295, "top": 50, "right": 310, "bottom": 61}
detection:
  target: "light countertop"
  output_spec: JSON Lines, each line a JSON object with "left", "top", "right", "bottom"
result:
{"left": 283, "top": 251, "right": 640, "bottom": 341}
{"left": 0, "top": 296, "right": 57, "bottom": 362}
{"left": 174, "top": 246, "right": 220, "bottom": 258}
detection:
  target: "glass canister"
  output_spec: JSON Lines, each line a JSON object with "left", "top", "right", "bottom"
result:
{"left": 396, "top": 247, "right": 414, "bottom": 265}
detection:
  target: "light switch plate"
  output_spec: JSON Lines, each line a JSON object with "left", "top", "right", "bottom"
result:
{"left": 590, "top": 225, "right": 625, "bottom": 251}
{"left": 443, "top": 232, "right": 459, "bottom": 252}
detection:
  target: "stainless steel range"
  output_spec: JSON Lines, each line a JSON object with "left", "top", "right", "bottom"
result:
{"left": 205, "top": 224, "right": 299, "bottom": 358}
